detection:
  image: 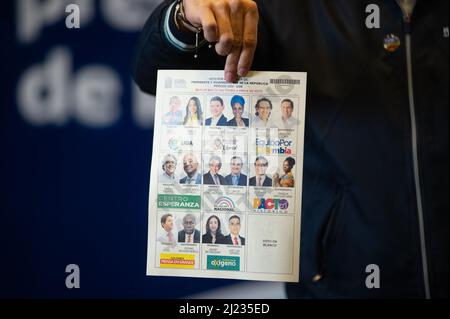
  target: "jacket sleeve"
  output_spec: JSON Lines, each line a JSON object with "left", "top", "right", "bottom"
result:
{"left": 132, "top": 0, "right": 225, "bottom": 95}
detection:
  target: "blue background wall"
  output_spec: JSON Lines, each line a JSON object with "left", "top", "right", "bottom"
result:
{"left": 0, "top": 0, "right": 236, "bottom": 298}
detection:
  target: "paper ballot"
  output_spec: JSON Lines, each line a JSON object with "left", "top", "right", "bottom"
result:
{"left": 147, "top": 70, "right": 306, "bottom": 282}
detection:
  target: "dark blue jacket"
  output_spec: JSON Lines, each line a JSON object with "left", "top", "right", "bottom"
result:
{"left": 205, "top": 115, "right": 227, "bottom": 126}
{"left": 133, "top": 0, "right": 448, "bottom": 298}
{"left": 224, "top": 173, "right": 248, "bottom": 186}
{"left": 249, "top": 176, "right": 273, "bottom": 187}
{"left": 223, "top": 235, "right": 245, "bottom": 246}
{"left": 178, "top": 229, "right": 201, "bottom": 243}
{"left": 226, "top": 117, "right": 249, "bottom": 127}
{"left": 203, "top": 172, "right": 226, "bottom": 185}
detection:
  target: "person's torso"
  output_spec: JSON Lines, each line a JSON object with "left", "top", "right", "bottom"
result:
{"left": 253, "top": 0, "right": 448, "bottom": 298}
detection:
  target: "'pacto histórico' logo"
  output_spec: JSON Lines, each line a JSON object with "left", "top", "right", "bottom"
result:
{"left": 214, "top": 196, "right": 236, "bottom": 212}
{"left": 253, "top": 198, "right": 289, "bottom": 212}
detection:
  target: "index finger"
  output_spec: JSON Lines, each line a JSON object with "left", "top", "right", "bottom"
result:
{"left": 214, "top": 4, "right": 234, "bottom": 56}
{"left": 237, "top": 5, "right": 259, "bottom": 77}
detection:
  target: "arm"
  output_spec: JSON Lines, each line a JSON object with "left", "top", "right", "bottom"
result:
{"left": 133, "top": 1, "right": 220, "bottom": 94}
{"left": 133, "top": 0, "right": 260, "bottom": 94}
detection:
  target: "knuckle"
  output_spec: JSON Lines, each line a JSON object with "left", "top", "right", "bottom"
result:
{"left": 198, "top": 2, "right": 211, "bottom": 9}
{"left": 243, "top": 37, "right": 257, "bottom": 48}
{"left": 204, "top": 33, "right": 218, "bottom": 43}
{"left": 203, "top": 22, "right": 217, "bottom": 33}
{"left": 215, "top": 46, "right": 229, "bottom": 56}
{"left": 245, "top": 1, "right": 258, "bottom": 12}
{"left": 229, "top": 0, "right": 243, "bottom": 12}
{"left": 232, "top": 36, "right": 243, "bottom": 47}
{"left": 221, "top": 34, "right": 234, "bottom": 47}
{"left": 212, "top": 1, "right": 227, "bottom": 11}
{"left": 215, "top": 42, "right": 230, "bottom": 56}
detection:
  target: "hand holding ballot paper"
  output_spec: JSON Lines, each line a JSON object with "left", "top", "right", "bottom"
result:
{"left": 176, "top": 0, "right": 259, "bottom": 82}
{"left": 147, "top": 70, "right": 306, "bottom": 281}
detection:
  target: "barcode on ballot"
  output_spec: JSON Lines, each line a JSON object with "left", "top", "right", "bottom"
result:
{"left": 270, "top": 79, "right": 300, "bottom": 85}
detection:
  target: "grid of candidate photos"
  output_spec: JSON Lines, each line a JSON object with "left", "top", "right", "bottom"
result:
{"left": 155, "top": 94, "right": 301, "bottom": 272}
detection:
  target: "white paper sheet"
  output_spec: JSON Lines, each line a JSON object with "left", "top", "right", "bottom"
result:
{"left": 147, "top": 70, "right": 307, "bottom": 282}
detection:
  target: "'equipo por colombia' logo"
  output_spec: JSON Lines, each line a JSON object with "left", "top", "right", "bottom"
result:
{"left": 255, "top": 138, "right": 293, "bottom": 155}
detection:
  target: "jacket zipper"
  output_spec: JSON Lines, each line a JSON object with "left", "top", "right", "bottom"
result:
{"left": 397, "top": 0, "right": 431, "bottom": 299}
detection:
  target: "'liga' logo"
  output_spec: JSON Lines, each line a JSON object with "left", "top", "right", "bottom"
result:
{"left": 168, "top": 137, "right": 194, "bottom": 151}
{"left": 214, "top": 196, "right": 236, "bottom": 212}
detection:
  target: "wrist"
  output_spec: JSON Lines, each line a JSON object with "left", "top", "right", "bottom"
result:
{"left": 163, "top": 0, "right": 207, "bottom": 54}
{"left": 174, "top": 0, "right": 202, "bottom": 34}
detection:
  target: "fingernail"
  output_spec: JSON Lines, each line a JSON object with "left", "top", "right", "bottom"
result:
{"left": 238, "top": 68, "right": 248, "bottom": 76}
{"left": 225, "top": 72, "right": 236, "bottom": 82}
